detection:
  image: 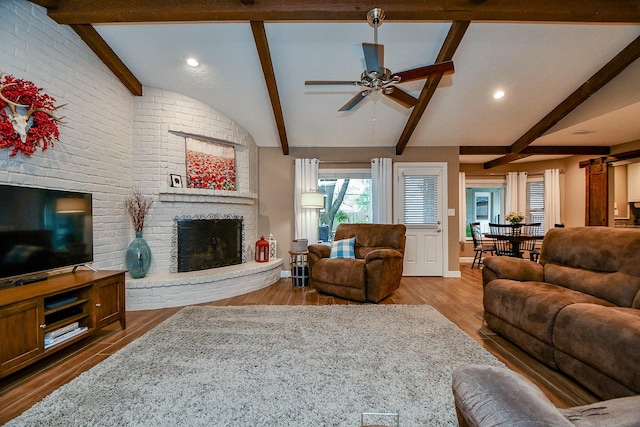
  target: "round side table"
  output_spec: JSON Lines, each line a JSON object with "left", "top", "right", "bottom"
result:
{"left": 289, "top": 250, "right": 309, "bottom": 287}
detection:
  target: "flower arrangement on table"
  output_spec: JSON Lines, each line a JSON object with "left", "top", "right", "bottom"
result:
{"left": 125, "top": 188, "right": 153, "bottom": 234}
{"left": 505, "top": 211, "right": 526, "bottom": 225}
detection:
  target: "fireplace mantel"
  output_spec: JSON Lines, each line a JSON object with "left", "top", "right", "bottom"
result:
{"left": 159, "top": 188, "right": 257, "bottom": 205}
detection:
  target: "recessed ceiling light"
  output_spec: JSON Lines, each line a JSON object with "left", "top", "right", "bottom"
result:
{"left": 185, "top": 57, "right": 200, "bottom": 67}
{"left": 493, "top": 90, "right": 505, "bottom": 100}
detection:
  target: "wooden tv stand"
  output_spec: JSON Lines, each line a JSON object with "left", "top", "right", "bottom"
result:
{"left": 0, "top": 270, "right": 125, "bottom": 378}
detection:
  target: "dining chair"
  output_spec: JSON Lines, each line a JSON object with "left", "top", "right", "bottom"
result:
{"left": 470, "top": 222, "right": 495, "bottom": 269}
{"left": 488, "top": 223, "right": 522, "bottom": 257}
{"left": 520, "top": 222, "right": 542, "bottom": 261}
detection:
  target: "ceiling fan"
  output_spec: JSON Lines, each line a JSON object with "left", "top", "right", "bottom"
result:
{"left": 305, "top": 8, "right": 455, "bottom": 112}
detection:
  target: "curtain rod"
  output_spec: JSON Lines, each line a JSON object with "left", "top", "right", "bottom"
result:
{"left": 465, "top": 169, "right": 565, "bottom": 177}
{"left": 292, "top": 160, "right": 372, "bottom": 164}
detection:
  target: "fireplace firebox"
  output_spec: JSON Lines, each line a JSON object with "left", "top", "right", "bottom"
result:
{"left": 174, "top": 217, "right": 243, "bottom": 273}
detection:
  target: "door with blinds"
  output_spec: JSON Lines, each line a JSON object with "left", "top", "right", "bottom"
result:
{"left": 394, "top": 163, "right": 446, "bottom": 276}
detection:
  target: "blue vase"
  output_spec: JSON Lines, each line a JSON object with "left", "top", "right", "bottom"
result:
{"left": 126, "top": 231, "right": 151, "bottom": 279}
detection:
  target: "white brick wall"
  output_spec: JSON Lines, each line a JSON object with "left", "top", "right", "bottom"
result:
{"left": 132, "top": 87, "right": 259, "bottom": 274}
{"left": 0, "top": 0, "right": 133, "bottom": 271}
{"left": 2, "top": 1, "right": 271, "bottom": 303}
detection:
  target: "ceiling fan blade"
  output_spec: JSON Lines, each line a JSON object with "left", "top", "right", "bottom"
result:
{"left": 362, "top": 42, "right": 384, "bottom": 74}
{"left": 305, "top": 80, "right": 360, "bottom": 86}
{"left": 383, "top": 86, "right": 419, "bottom": 108}
{"left": 338, "top": 91, "right": 370, "bottom": 112}
{"left": 392, "top": 60, "right": 454, "bottom": 83}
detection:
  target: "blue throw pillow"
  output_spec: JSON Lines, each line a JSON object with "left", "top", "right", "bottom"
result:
{"left": 329, "top": 237, "right": 356, "bottom": 259}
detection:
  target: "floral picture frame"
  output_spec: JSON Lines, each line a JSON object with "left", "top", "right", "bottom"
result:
{"left": 185, "top": 137, "right": 236, "bottom": 190}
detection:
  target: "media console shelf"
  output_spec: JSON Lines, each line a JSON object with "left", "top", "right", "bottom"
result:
{"left": 0, "top": 270, "right": 125, "bottom": 378}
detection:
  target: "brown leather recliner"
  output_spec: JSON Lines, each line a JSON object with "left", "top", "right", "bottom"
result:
{"left": 307, "top": 223, "right": 406, "bottom": 303}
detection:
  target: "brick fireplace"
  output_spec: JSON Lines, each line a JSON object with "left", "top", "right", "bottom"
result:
{"left": 125, "top": 87, "right": 283, "bottom": 310}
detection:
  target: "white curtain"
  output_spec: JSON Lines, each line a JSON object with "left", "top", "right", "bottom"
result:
{"left": 505, "top": 172, "right": 528, "bottom": 216}
{"left": 294, "top": 158, "right": 320, "bottom": 243}
{"left": 518, "top": 172, "right": 528, "bottom": 214}
{"left": 505, "top": 172, "right": 519, "bottom": 214}
{"left": 371, "top": 158, "right": 393, "bottom": 223}
{"left": 544, "top": 169, "right": 561, "bottom": 232}
{"left": 459, "top": 172, "right": 467, "bottom": 243}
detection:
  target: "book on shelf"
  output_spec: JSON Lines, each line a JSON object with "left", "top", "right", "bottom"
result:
{"left": 44, "top": 321, "right": 79, "bottom": 341}
{"left": 44, "top": 326, "right": 88, "bottom": 349}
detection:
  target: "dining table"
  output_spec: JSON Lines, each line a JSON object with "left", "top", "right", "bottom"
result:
{"left": 485, "top": 223, "right": 544, "bottom": 258}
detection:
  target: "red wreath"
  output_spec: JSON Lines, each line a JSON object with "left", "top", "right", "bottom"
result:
{"left": 0, "top": 73, "right": 64, "bottom": 156}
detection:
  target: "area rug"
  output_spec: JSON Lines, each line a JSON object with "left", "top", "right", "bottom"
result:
{"left": 7, "top": 305, "right": 503, "bottom": 426}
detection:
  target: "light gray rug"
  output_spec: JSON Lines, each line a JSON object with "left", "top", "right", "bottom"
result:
{"left": 7, "top": 305, "right": 503, "bottom": 426}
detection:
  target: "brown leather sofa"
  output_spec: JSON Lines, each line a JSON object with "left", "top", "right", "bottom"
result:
{"left": 452, "top": 364, "right": 640, "bottom": 427}
{"left": 482, "top": 226, "right": 640, "bottom": 400}
{"left": 307, "top": 223, "right": 406, "bottom": 303}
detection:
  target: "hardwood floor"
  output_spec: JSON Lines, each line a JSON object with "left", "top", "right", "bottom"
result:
{"left": 0, "top": 263, "right": 598, "bottom": 424}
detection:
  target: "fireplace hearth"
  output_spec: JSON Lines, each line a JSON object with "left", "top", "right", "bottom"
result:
{"left": 172, "top": 215, "right": 243, "bottom": 273}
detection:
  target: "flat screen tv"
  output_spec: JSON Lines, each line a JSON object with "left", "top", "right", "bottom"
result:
{"left": 0, "top": 184, "right": 93, "bottom": 284}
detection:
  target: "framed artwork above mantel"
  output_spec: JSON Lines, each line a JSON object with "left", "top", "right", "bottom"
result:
{"left": 185, "top": 136, "right": 236, "bottom": 191}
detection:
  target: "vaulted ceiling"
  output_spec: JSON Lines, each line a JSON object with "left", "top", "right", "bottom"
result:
{"left": 30, "top": 1, "right": 640, "bottom": 168}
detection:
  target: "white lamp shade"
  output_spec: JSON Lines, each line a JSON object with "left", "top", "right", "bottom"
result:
{"left": 301, "top": 192, "right": 325, "bottom": 209}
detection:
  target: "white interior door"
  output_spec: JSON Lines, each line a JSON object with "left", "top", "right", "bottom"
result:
{"left": 394, "top": 163, "right": 446, "bottom": 276}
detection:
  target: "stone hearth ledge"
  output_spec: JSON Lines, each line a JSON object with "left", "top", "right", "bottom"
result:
{"left": 125, "top": 259, "right": 283, "bottom": 311}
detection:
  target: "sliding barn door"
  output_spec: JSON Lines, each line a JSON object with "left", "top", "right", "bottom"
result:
{"left": 585, "top": 158, "right": 609, "bottom": 226}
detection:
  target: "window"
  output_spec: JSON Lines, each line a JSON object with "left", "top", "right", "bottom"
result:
{"left": 318, "top": 169, "right": 371, "bottom": 241}
{"left": 403, "top": 175, "right": 438, "bottom": 225}
{"left": 465, "top": 180, "right": 504, "bottom": 237}
{"left": 526, "top": 178, "right": 545, "bottom": 229}
{"left": 464, "top": 176, "right": 545, "bottom": 238}
{"left": 474, "top": 192, "right": 490, "bottom": 221}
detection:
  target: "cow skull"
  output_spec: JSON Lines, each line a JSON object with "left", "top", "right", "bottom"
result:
{"left": 0, "top": 80, "right": 62, "bottom": 143}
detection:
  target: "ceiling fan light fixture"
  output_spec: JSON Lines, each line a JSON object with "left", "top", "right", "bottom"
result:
{"left": 367, "top": 8, "right": 385, "bottom": 27}
{"left": 305, "top": 7, "right": 454, "bottom": 113}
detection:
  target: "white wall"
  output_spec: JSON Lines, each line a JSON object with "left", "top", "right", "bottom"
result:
{"left": 0, "top": 0, "right": 134, "bottom": 270}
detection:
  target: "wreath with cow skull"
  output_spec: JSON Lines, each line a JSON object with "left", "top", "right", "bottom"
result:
{"left": 0, "top": 73, "right": 64, "bottom": 156}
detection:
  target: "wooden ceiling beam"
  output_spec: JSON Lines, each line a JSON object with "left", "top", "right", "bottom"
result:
{"left": 28, "top": 0, "right": 58, "bottom": 8}
{"left": 250, "top": 21, "right": 289, "bottom": 155}
{"left": 70, "top": 24, "right": 142, "bottom": 96}
{"left": 37, "top": 1, "right": 640, "bottom": 25}
{"left": 395, "top": 20, "right": 470, "bottom": 155}
{"left": 460, "top": 146, "right": 611, "bottom": 155}
{"left": 484, "top": 35, "right": 640, "bottom": 169}
{"left": 609, "top": 148, "right": 640, "bottom": 161}
{"left": 578, "top": 149, "right": 640, "bottom": 168}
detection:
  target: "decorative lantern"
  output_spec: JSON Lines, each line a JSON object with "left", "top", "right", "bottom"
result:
{"left": 255, "top": 235, "right": 269, "bottom": 262}
{"left": 268, "top": 233, "right": 277, "bottom": 259}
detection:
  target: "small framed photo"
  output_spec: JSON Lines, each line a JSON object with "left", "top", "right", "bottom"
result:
{"left": 170, "top": 174, "right": 183, "bottom": 188}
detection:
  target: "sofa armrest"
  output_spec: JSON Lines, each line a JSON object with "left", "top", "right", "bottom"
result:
{"left": 308, "top": 243, "right": 330, "bottom": 259}
{"left": 364, "top": 248, "right": 403, "bottom": 263}
{"left": 452, "top": 364, "right": 574, "bottom": 427}
{"left": 307, "top": 243, "right": 330, "bottom": 268}
{"left": 482, "top": 256, "right": 544, "bottom": 287}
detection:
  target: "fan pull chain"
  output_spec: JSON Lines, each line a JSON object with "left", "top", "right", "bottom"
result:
{"left": 373, "top": 100, "right": 377, "bottom": 122}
